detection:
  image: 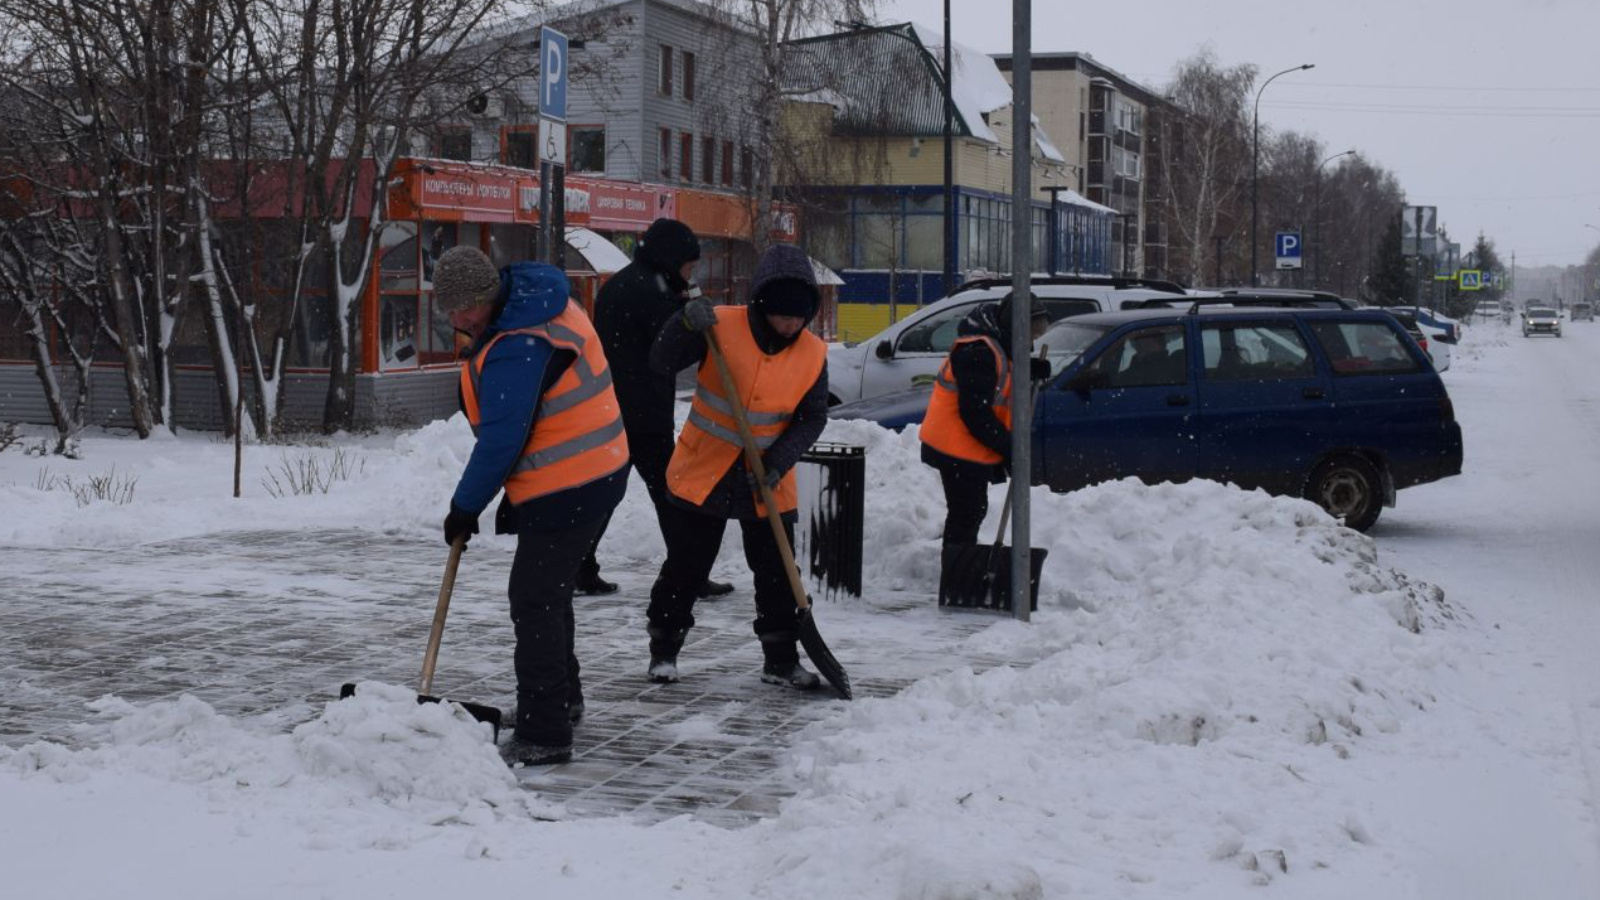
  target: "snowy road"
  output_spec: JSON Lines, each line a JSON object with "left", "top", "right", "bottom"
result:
{"left": 1368, "top": 319, "right": 1600, "bottom": 897}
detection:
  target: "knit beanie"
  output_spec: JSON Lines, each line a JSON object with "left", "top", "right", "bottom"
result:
{"left": 635, "top": 218, "right": 702, "bottom": 275}
{"left": 432, "top": 246, "right": 501, "bottom": 312}
{"left": 749, "top": 243, "right": 819, "bottom": 317}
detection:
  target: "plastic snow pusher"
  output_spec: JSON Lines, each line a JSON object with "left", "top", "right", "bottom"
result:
{"left": 340, "top": 536, "right": 504, "bottom": 740}
{"left": 704, "top": 328, "right": 853, "bottom": 700}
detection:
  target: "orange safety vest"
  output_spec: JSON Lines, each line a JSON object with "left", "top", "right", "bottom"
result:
{"left": 460, "top": 300, "right": 629, "bottom": 504}
{"left": 666, "top": 306, "right": 826, "bottom": 516}
{"left": 920, "top": 334, "right": 1013, "bottom": 465}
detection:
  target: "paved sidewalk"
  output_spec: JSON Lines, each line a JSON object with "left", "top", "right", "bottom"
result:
{"left": 0, "top": 530, "right": 1016, "bottom": 826}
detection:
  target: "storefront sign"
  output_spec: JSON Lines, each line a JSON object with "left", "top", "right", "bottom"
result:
{"left": 418, "top": 171, "right": 517, "bottom": 218}
{"left": 584, "top": 181, "right": 673, "bottom": 231}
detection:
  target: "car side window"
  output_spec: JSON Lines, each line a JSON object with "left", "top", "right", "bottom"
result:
{"left": 896, "top": 304, "right": 973, "bottom": 354}
{"left": 1201, "top": 323, "right": 1316, "bottom": 382}
{"left": 1088, "top": 325, "right": 1188, "bottom": 388}
{"left": 1308, "top": 321, "right": 1423, "bottom": 375}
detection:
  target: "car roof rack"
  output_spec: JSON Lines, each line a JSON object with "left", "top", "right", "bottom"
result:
{"left": 1128, "top": 294, "right": 1355, "bottom": 313}
{"left": 954, "top": 274, "right": 1190, "bottom": 295}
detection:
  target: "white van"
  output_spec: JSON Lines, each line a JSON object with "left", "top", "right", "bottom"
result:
{"left": 826, "top": 276, "right": 1193, "bottom": 405}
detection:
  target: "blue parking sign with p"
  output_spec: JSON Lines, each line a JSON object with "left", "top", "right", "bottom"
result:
{"left": 539, "top": 27, "right": 569, "bottom": 122}
{"left": 1275, "top": 231, "right": 1302, "bottom": 270}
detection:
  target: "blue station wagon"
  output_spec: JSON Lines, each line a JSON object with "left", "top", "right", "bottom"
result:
{"left": 831, "top": 306, "right": 1464, "bottom": 532}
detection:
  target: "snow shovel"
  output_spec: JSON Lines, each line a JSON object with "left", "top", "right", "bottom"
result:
{"left": 704, "top": 329, "right": 852, "bottom": 700}
{"left": 340, "top": 535, "right": 505, "bottom": 740}
{"left": 938, "top": 347, "right": 1049, "bottom": 613}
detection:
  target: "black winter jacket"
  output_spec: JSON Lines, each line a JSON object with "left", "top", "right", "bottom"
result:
{"left": 594, "top": 260, "right": 687, "bottom": 438}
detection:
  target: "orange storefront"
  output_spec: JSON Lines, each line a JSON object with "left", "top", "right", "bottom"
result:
{"left": 367, "top": 159, "right": 801, "bottom": 376}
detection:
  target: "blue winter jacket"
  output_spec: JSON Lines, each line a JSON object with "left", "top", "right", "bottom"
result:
{"left": 450, "top": 262, "right": 627, "bottom": 531}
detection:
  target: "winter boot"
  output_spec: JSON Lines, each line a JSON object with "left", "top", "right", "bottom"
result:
{"left": 758, "top": 631, "right": 821, "bottom": 690}
{"left": 500, "top": 734, "right": 573, "bottom": 768}
{"left": 575, "top": 574, "right": 619, "bottom": 596}
{"left": 696, "top": 579, "right": 734, "bottom": 599}
{"left": 647, "top": 626, "right": 689, "bottom": 683}
{"left": 567, "top": 696, "right": 586, "bottom": 726}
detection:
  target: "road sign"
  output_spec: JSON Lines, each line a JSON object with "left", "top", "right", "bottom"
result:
{"left": 1459, "top": 269, "right": 1483, "bottom": 291}
{"left": 1275, "top": 231, "right": 1302, "bottom": 270}
{"left": 1401, "top": 206, "right": 1437, "bottom": 256}
{"left": 539, "top": 26, "right": 569, "bottom": 122}
{"left": 538, "top": 118, "right": 567, "bottom": 166}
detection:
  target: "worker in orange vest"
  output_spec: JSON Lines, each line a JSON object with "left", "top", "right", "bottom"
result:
{"left": 921, "top": 292, "right": 1052, "bottom": 550}
{"left": 643, "top": 244, "right": 829, "bottom": 689}
{"left": 435, "top": 246, "right": 629, "bottom": 768}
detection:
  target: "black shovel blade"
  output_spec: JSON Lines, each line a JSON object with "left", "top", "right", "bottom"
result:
{"left": 338, "top": 682, "right": 503, "bottom": 742}
{"left": 939, "top": 544, "right": 1048, "bottom": 612}
{"left": 797, "top": 606, "right": 852, "bottom": 700}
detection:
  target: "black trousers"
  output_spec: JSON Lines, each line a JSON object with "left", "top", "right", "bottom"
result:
{"left": 937, "top": 458, "right": 995, "bottom": 547}
{"left": 508, "top": 515, "right": 606, "bottom": 746}
{"left": 579, "top": 432, "right": 676, "bottom": 580}
{"left": 646, "top": 500, "right": 798, "bottom": 638}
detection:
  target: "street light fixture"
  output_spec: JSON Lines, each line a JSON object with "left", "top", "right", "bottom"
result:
{"left": 1251, "top": 63, "right": 1314, "bottom": 287}
{"left": 1313, "top": 149, "right": 1354, "bottom": 290}
{"left": 837, "top": 17, "right": 957, "bottom": 296}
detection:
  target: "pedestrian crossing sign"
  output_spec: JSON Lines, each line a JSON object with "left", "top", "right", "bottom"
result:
{"left": 1459, "top": 269, "right": 1483, "bottom": 291}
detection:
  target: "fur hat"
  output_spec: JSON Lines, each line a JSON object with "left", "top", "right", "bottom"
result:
{"left": 432, "top": 246, "right": 501, "bottom": 312}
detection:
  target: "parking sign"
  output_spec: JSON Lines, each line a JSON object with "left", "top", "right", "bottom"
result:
{"left": 1275, "top": 232, "right": 1303, "bottom": 270}
{"left": 539, "top": 27, "right": 568, "bottom": 122}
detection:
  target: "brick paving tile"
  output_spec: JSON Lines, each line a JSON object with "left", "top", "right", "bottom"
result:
{"left": 1, "top": 530, "right": 1025, "bottom": 827}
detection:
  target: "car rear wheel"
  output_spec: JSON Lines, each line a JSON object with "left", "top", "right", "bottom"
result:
{"left": 1305, "top": 454, "right": 1382, "bottom": 532}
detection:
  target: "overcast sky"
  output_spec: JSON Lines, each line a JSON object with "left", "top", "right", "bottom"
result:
{"left": 879, "top": 0, "right": 1600, "bottom": 268}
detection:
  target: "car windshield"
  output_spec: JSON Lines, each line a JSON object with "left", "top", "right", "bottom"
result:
{"left": 1528, "top": 308, "right": 1556, "bottom": 317}
{"left": 1037, "top": 321, "right": 1112, "bottom": 376}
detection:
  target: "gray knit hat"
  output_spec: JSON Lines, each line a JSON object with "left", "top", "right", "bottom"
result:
{"left": 432, "top": 246, "right": 501, "bottom": 312}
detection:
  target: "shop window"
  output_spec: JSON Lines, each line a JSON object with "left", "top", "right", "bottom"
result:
{"left": 380, "top": 222, "right": 420, "bottom": 291}
{"left": 504, "top": 127, "right": 536, "bottom": 169}
{"left": 489, "top": 223, "right": 534, "bottom": 269}
{"left": 570, "top": 126, "right": 605, "bottom": 173}
{"left": 721, "top": 140, "right": 733, "bottom": 186}
{"left": 289, "top": 294, "right": 333, "bottom": 369}
{"left": 683, "top": 52, "right": 696, "bottom": 101}
{"left": 660, "top": 128, "right": 672, "bottom": 178}
{"left": 659, "top": 45, "right": 673, "bottom": 96}
{"left": 702, "top": 136, "right": 715, "bottom": 184}
{"left": 380, "top": 294, "right": 419, "bottom": 370}
{"left": 438, "top": 129, "right": 472, "bottom": 162}
{"left": 680, "top": 132, "right": 693, "bottom": 181}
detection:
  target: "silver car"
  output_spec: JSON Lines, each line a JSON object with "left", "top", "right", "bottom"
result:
{"left": 1522, "top": 307, "right": 1562, "bottom": 338}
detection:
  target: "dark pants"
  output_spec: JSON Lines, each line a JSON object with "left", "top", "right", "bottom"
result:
{"left": 509, "top": 515, "right": 606, "bottom": 745}
{"left": 646, "top": 500, "right": 798, "bottom": 639}
{"left": 936, "top": 458, "right": 995, "bottom": 547}
{"left": 580, "top": 432, "right": 676, "bottom": 581}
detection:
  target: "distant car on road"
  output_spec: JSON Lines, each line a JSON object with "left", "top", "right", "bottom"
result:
{"left": 1571, "top": 302, "right": 1594, "bottom": 322}
{"left": 1523, "top": 307, "right": 1562, "bottom": 337}
{"left": 832, "top": 306, "right": 1464, "bottom": 531}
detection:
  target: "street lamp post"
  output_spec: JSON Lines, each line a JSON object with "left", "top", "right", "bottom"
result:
{"left": 1313, "top": 149, "right": 1354, "bottom": 290}
{"left": 1251, "top": 63, "right": 1314, "bottom": 287}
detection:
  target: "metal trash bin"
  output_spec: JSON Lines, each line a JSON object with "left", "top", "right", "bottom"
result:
{"left": 796, "top": 442, "right": 865, "bottom": 600}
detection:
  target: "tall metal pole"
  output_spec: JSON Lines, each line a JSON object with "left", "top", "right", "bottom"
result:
{"left": 1250, "top": 64, "right": 1314, "bottom": 287}
{"left": 1009, "top": 0, "right": 1032, "bottom": 623}
{"left": 1313, "top": 150, "right": 1353, "bottom": 291}
{"left": 942, "top": 0, "right": 955, "bottom": 294}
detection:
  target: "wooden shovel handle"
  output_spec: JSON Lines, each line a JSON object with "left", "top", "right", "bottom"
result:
{"left": 704, "top": 328, "right": 813, "bottom": 612}
{"left": 418, "top": 535, "right": 466, "bottom": 696}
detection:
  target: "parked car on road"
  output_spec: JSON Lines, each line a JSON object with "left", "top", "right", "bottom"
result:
{"left": 825, "top": 275, "right": 1191, "bottom": 406}
{"left": 831, "top": 305, "right": 1464, "bottom": 531}
{"left": 1523, "top": 307, "right": 1562, "bottom": 337}
{"left": 1571, "top": 303, "right": 1594, "bottom": 322}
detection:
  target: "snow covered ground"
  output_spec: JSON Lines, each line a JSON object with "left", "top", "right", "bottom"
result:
{"left": 2, "top": 315, "right": 1597, "bottom": 899}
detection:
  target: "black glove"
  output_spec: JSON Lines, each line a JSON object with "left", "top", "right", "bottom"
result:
{"left": 682, "top": 297, "right": 718, "bottom": 332}
{"left": 744, "top": 462, "right": 783, "bottom": 494}
{"left": 1029, "top": 358, "right": 1053, "bottom": 382}
{"left": 443, "top": 504, "right": 479, "bottom": 548}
